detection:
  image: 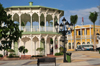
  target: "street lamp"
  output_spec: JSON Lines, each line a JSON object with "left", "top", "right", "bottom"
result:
{"left": 55, "top": 17, "right": 73, "bottom": 62}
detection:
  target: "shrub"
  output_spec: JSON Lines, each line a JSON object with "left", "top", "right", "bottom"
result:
{"left": 31, "top": 55, "right": 43, "bottom": 57}
{"left": 8, "top": 49, "right": 15, "bottom": 52}
{"left": 8, "top": 54, "right": 13, "bottom": 58}
{"left": 14, "top": 56, "right": 19, "bottom": 58}
{"left": 0, "top": 54, "right": 3, "bottom": 57}
{"left": 55, "top": 52, "right": 63, "bottom": 56}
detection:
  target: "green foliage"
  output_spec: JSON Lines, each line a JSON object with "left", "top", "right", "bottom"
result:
{"left": 18, "top": 46, "right": 28, "bottom": 56}
{"left": 70, "top": 15, "right": 78, "bottom": 25}
{"left": 36, "top": 47, "right": 44, "bottom": 55}
{"left": 50, "top": 38, "right": 53, "bottom": 44}
{"left": 40, "top": 21, "right": 45, "bottom": 26}
{"left": 18, "top": 46, "right": 25, "bottom": 52}
{"left": 0, "top": 3, "right": 23, "bottom": 51}
{"left": 7, "top": 54, "right": 19, "bottom": 58}
{"left": 36, "top": 48, "right": 44, "bottom": 52}
{"left": 23, "top": 49, "right": 28, "bottom": 54}
{"left": 31, "top": 55, "right": 43, "bottom": 57}
{"left": 8, "top": 54, "right": 13, "bottom": 58}
{"left": 41, "top": 38, "right": 45, "bottom": 43}
{"left": 0, "top": 54, "right": 3, "bottom": 57}
{"left": 89, "top": 11, "right": 98, "bottom": 23}
{"left": 21, "top": 22, "right": 25, "bottom": 26}
{"left": 55, "top": 52, "right": 63, "bottom": 56}
{"left": 7, "top": 49, "right": 15, "bottom": 52}
{"left": 59, "top": 47, "right": 64, "bottom": 53}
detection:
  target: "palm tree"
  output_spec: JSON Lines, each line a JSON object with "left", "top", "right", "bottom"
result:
{"left": 89, "top": 11, "right": 98, "bottom": 50}
{"left": 70, "top": 15, "right": 78, "bottom": 50}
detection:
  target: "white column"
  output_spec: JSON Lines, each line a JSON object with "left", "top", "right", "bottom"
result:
{"left": 30, "top": 15, "right": 32, "bottom": 32}
{"left": 53, "top": 15, "right": 55, "bottom": 32}
{"left": 80, "top": 29, "right": 82, "bottom": 45}
{"left": 90, "top": 25, "right": 91, "bottom": 44}
{"left": 45, "top": 39, "right": 47, "bottom": 56}
{"left": 19, "top": 15, "right": 21, "bottom": 30}
{"left": 58, "top": 37, "right": 60, "bottom": 53}
{"left": 44, "top": 15, "right": 46, "bottom": 32}
{"left": 53, "top": 38, "right": 55, "bottom": 55}
{"left": 31, "top": 38, "right": 33, "bottom": 56}
{"left": 85, "top": 28, "right": 87, "bottom": 44}
{"left": 34, "top": 42, "right": 36, "bottom": 55}
{"left": 39, "top": 38, "right": 41, "bottom": 48}
{"left": 38, "top": 15, "right": 40, "bottom": 32}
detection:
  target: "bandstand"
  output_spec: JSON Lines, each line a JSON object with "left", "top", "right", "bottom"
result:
{"left": 5, "top": 2, "right": 64, "bottom": 57}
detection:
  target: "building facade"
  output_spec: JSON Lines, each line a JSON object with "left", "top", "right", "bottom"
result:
{"left": 67, "top": 25, "right": 100, "bottom": 51}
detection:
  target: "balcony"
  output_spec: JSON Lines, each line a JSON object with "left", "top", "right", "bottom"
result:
{"left": 20, "top": 26, "right": 56, "bottom": 32}
{"left": 67, "top": 35, "right": 93, "bottom": 40}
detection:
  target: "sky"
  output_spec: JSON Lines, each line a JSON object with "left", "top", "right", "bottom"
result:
{"left": 0, "top": 0, "right": 100, "bottom": 25}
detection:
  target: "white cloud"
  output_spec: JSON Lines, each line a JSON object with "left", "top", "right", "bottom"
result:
{"left": 63, "top": 7, "right": 99, "bottom": 25}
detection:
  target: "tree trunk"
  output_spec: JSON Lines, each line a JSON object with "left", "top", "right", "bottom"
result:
{"left": 74, "top": 25, "right": 76, "bottom": 50}
{"left": 93, "top": 23, "right": 96, "bottom": 51}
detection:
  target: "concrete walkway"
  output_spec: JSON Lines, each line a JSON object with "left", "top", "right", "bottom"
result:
{"left": 0, "top": 51, "right": 100, "bottom": 66}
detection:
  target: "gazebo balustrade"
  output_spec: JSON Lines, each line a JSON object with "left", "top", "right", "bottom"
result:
{"left": 20, "top": 26, "right": 55, "bottom": 32}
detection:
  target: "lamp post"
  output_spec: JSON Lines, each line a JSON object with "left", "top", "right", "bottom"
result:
{"left": 55, "top": 17, "right": 73, "bottom": 62}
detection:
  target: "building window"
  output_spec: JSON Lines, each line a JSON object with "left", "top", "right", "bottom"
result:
{"left": 87, "top": 42, "right": 90, "bottom": 44}
{"left": 82, "top": 42, "right": 85, "bottom": 44}
{"left": 69, "top": 43, "right": 71, "bottom": 49}
{"left": 77, "top": 42, "right": 80, "bottom": 45}
{"left": 78, "top": 31, "right": 81, "bottom": 35}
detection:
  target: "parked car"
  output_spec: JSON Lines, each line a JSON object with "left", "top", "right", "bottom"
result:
{"left": 75, "top": 44, "right": 93, "bottom": 51}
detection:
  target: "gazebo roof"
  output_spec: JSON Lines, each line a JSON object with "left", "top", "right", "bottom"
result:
{"left": 5, "top": 2, "right": 64, "bottom": 12}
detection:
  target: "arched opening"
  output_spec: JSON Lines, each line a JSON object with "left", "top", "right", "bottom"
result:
{"left": 21, "top": 13, "right": 30, "bottom": 31}
{"left": 40, "top": 14, "right": 45, "bottom": 31}
{"left": 82, "top": 42, "right": 85, "bottom": 44}
{"left": 13, "top": 13, "right": 19, "bottom": 22}
{"left": 32, "top": 13, "right": 39, "bottom": 31}
{"left": 87, "top": 42, "right": 90, "bottom": 44}
{"left": 77, "top": 42, "right": 80, "bottom": 45}
{"left": 46, "top": 15, "right": 53, "bottom": 32}
{"left": 32, "top": 36, "right": 39, "bottom": 55}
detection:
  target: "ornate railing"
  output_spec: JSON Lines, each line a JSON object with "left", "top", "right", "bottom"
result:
{"left": 21, "top": 26, "right": 56, "bottom": 32}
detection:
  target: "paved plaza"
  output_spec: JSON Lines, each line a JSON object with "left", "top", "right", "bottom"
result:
{"left": 0, "top": 51, "right": 100, "bottom": 66}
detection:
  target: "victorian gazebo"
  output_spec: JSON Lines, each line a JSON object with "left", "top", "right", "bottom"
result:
{"left": 4, "top": 2, "right": 64, "bottom": 57}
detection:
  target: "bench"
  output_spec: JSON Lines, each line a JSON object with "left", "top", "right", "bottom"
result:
{"left": 37, "top": 57, "right": 56, "bottom": 66}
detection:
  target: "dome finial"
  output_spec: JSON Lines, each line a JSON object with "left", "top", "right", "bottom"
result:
{"left": 29, "top": 2, "right": 33, "bottom": 6}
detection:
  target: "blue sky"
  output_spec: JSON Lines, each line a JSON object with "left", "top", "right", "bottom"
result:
{"left": 0, "top": 0, "right": 100, "bottom": 25}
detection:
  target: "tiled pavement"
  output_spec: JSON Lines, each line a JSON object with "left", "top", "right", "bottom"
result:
{"left": 0, "top": 51, "right": 100, "bottom": 66}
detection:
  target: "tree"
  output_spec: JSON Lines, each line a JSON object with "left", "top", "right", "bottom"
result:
{"left": 89, "top": 11, "right": 98, "bottom": 50}
{"left": 18, "top": 46, "right": 28, "bottom": 57}
{"left": 70, "top": 15, "right": 78, "bottom": 50}
{"left": 36, "top": 47, "right": 44, "bottom": 55}
{"left": 0, "top": 3, "right": 23, "bottom": 55}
